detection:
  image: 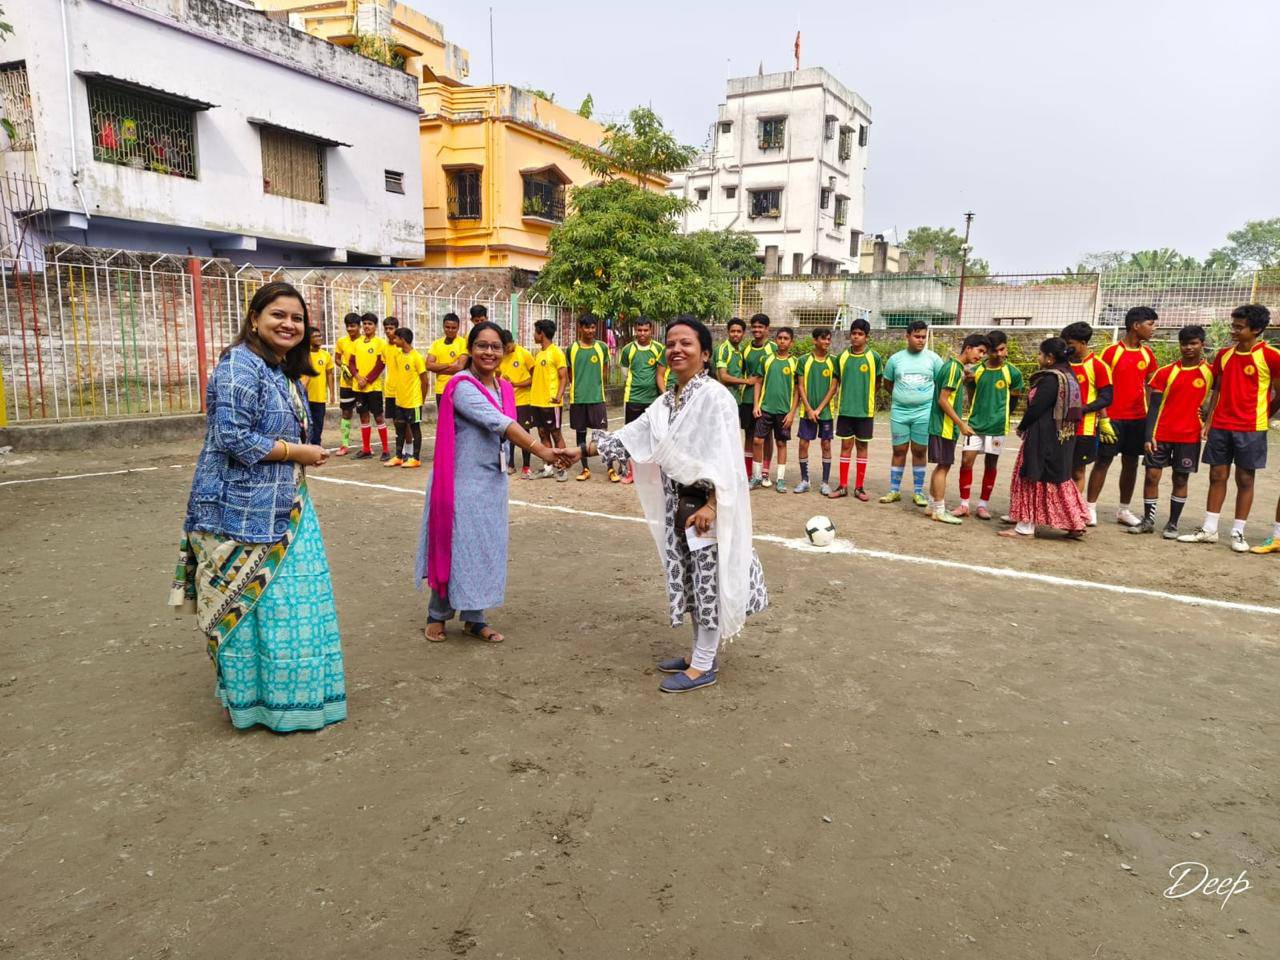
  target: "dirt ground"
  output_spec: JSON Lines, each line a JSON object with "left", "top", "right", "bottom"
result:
{"left": 2, "top": 418, "right": 1278, "bottom": 960}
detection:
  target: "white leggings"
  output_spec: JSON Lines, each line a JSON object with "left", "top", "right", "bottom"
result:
{"left": 691, "top": 623, "right": 721, "bottom": 671}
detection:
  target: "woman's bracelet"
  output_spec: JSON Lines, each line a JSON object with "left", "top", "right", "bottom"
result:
{"left": 281, "top": 440, "right": 290, "bottom": 461}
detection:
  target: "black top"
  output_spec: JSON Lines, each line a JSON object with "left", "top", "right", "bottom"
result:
{"left": 1017, "top": 365, "right": 1076, "bottom": 484}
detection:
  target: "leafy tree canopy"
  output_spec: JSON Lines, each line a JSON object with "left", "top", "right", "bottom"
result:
{"left": 689, "top": 229, "right": 763, "bottom": 282}
{"left": 576, "top": 93, "right": 593, "bottom": 119}
{"left": 900, "top": 226, "right": 989, "bottom": 277}
{"left": 1209, "top": 218, "right": 1280, "bottom": 271}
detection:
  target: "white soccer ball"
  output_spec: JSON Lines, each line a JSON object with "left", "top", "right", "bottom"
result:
{"left": 805, "top": 515, "right": 837, "bottom": 548}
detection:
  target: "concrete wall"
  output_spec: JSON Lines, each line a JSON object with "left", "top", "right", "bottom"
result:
{"left": 9, "top": 0, "right": 423, "bottom": 263}
{"left": 669, "top": 68, "right": 871, "bottom": 274}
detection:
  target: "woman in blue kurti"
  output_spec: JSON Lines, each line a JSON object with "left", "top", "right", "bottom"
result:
{"left": 414, "top": 321, "right": 556, "bottom": 642}
{"left": 170, "top": 282, "right": 345, "bottom": 732}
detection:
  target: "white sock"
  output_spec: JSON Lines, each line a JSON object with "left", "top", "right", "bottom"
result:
{"left": 978, "top": 499, "right": 989, "bottom": 509}
{"left": 1203, "top": 512, "right": 1220, "bottom": 534}
{"left": 1232, "top": 519, "right": 1246, "bottom": 535}
{"left": 1119, "top": 501, "right": 1132, "bottom": 513}
{"left": 752, "top": 463, "right": 762, "bottom": 480}
{"left": 777, "top": 464, "right": 787, "bottom": 483}
{"left": 1272, "top": 521, "right": 1280, "bottom": 539}
{"left": 1016, "top": 520, "right": 1035, "bottom": 535}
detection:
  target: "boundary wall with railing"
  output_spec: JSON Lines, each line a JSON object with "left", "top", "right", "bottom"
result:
{"left": 1, "top": 245, "right": 572, "bottom": 423}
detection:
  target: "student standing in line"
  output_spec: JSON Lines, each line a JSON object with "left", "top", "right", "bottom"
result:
{"left": 426, "top": 313, "right": 466, "bottom": 404}
{"left": 880, "top": 320, "right": 942, "bottom": 507}
{"left": 618, "top": 317, "right": 667, "bottom": 484}
{"left": 386, "top": 327, "right": 427, "bottom": 469}
{"left": 715, "top": 318, "right": 754, "bottom": 480}
{"left": 348, "top": 312, "right": 391, "bottom": 461}
{"left": 382, "top": 316, "right": 403, "bottom": 453}
{"left": 925, "top": 333, "right": 987, "bottom": 523}
{"left": 1062, "top": 321, "right": 1115, "bottom": 508}
{"left": 750, "top": 327, "right": 799, "bottom": 492}
{"left": 1178, "top": 304, "right": 1280, "bottom": 552}
{"left": 828, "top": 318, "right": 884, "bottom": 501}
{"left": 955, "top": 330, "right": 1024, "bottom": 519}
{"left": 302, "top": 327, "right": 332, "bottom": 447}
{"left": 1087, "top": 307, "right": 1159, "bottom": 526}
{"left": 794, "top": 327, "right": 839, "bottom": 495}
{"left": 333, "top": 313, "right": 360, "bottom": 455}
{"left": 498, "top": 328, "right": 537, "bottom": 478}
{"left": 469, "top": 304, "right": 488, "bottom": 329}
{"left": 742, "top": 314, "right": 779, "bottom": 485}
{"left": 567, "top": 313, "right": 611, "bottom": 482}
{"left": 1129, "top": 324, "right": 1211, "bottom": 537}
{"left": 529, "top": 319, "right": 569, "bottom": 481}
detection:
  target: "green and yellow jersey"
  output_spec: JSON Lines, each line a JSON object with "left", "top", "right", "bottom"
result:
{"left": 928, "top": 356, "right": 968, "bottom": 439}
{"left": 759, "top": 353, "right": 798, "bottom": 415}
{"left": 620, "top": 340, "right": 665, "bottom": 405}
{"left": 715, "top": 340, "right": 748, "bottom": 403}
{"left": 799, "top": 353, "right": 838, "bottom": 420}
{"left": 965, "top": 361, "right": 1024, "bottom": 436}
{"left": 568, "top": 340, "right": 608, "bottom": 404}
{"left": 835, "top": 349, "right": 884, "bottom": 418}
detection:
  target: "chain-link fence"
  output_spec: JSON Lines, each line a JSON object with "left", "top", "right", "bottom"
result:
{"left": 0, "top": 245, "right": 572, "bottom": 424}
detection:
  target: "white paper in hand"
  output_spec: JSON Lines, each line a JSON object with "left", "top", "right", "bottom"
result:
{"left": 685, "top": 522, "right": 717, "bottom": 552}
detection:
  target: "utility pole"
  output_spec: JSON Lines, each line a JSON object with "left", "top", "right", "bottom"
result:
{"left": 956, "top": 211, "right": 975, "bottom": 324}
{"left": 489, "top": 7, "right": 495, "bottom": 86}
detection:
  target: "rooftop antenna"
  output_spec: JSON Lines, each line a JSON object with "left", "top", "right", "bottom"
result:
{"left": 488, "top": 7, "right": 495, "bottom": 86}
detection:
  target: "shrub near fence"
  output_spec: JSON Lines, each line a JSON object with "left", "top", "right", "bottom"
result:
{"left": 0, "top": 246, "right": 572, "bottom": 423}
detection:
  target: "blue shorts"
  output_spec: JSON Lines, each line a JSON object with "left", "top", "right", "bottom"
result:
{"left": 890, "top": 410, "right": 930, "bottom": 446}
{"left": 797, "top": 418, "right": 834, "bottom": 442}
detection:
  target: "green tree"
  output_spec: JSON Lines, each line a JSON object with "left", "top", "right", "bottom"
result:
{"left": 0, "top": 5, "right": 13, "bottom": 143}
{"left": 1208, "top": 218, "right": 1280, "bottom": 271}
{"left": 535, "top": 108, "right": 730, "bottom": 321}
{"left": 900, "top": 226, "right": 989, "bottom": 277}
{"left": 522, "top": 86, "right": 555, "bottom": 102}
{"left": 689, "top": 229, "right": 763, "bottom": 282}
{"left": 576, "top": 93, "right": 593, "bottom": 119}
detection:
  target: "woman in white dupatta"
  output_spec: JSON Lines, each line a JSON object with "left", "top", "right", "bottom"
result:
{"left": 560, "top": 316, "right": 768, "bottom": 693}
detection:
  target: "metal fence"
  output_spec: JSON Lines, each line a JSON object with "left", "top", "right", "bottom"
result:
{"left": 0, "top": 245, "right": 572, "bottom": 424}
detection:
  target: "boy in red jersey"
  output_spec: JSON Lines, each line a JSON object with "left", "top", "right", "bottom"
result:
{"left": 1088, "top": 306, "right": 1158, "bottom": 526}
{"left": 1128, "top": 325, "right": 1211, "bottom": 538}
{"left": 1062, "top": 322, "right": 1114, "bottom": 515}
{"left": 1179, "top": 304, "right": 1280, "bottom": 552}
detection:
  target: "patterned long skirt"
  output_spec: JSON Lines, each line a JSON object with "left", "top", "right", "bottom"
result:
{"left": 1007, "top": 447, "right": 1090, "bottom": 531}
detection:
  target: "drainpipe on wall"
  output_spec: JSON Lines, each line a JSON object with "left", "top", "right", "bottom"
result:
{"left": 60, "top": 0, "right": 91, "bottom": 220}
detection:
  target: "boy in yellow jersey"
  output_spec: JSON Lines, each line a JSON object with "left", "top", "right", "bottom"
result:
{"left": 530, "top": 319, "right": 569, "bottom": 480}
{"left": 385, "top": 327, "right": 428, "bottom": 468}
{"left": 742, "top": 313, "right": 779, "bottom": 485}
{"left": 302, "top": 327, "right": 332, "bottom": 446}
{"left": 714, "top": 318, "right": 754, "bottom": 479}
{"left": 426, "top": 313, "right": 466, "bottom": 403}
{"left": 618, "top": 317, "right": 667, "bottom": 484}
{"left": 381, "top": 317, "right": 402, "bottom": 428}
{"left": 794, "top": 327, "right": 839, "bottom": 495}
{"left": 829, "top": 318, "right": 884, "bottom": 501}
{"left": 346, "top": 313, "right": 391, "bottom": 460}
{"left": 926, "top": 334, "right": 987, "bottom": 523}
{"left": 1062, "top": 322, "right": 1116, "bottom": 505}
{"left": 567, "top": 313, "right": 611, "bottom": 481}
{"left": 499, "top": 328, "right": 538, "bottom": 478}
{"left": 333, "top": 313, "right": 360, "bottom": 454}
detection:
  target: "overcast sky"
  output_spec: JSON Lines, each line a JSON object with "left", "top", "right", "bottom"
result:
{"left": 428, "top": 0, "right": 1279, "bottom": 272}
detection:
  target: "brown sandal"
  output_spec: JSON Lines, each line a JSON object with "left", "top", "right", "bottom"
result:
{"left": 424, "top": 621, "right": 446, "bottom": 642}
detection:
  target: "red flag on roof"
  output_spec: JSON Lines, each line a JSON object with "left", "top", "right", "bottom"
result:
{"left": 794, "top": 31, "right": 801, "bottom": 69}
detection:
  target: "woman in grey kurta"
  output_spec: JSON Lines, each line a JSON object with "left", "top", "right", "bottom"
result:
{"left": 415, "top": 321, "right": 556, "bottom": 642}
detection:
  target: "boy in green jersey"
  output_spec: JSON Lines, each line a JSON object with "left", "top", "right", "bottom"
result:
{"left": 617, "top": 316, "right": 667, "bottom": 483}
{"left": 742, "top": 314, "right": 779, "bottom": 485}
{"left": 567, "top": 313, "right": 611, "bottom": 481}
{"left": 715, "top": 318, "right": 755, "bottom": 479}
{"left": 795, "top": 327, "right": 839, "bottom": 494}
{"left": 829, "top": 318, "right": 884, "bottom": 500}
{"left": 956, "top": 330, "right": 1024, "bottom": 518}
{"left": 926, "top": 334, "right": 988, "bottom": 523}
{"left": 751, "top": 327, "right": 799, "bottom": 492}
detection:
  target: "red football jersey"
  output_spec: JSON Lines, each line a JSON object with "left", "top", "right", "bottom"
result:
{"left": 1070, "top": 354, "right": 1112, "bottom": 437}
{"left": 1099, "top": 342, "right": 1158, "bottom": 420}
{"left": 1149, "top": 361, "right": 1213, "bottom": 443}
{"left": 1209, "top": 342, "right": 1280, "bottom": 432}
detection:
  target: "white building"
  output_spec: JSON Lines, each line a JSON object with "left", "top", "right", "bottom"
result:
{"left": 668, "top": 67, "right": 871, "bottom": 276}
{"left": 0, "top": 0, "right": 423, "bottom": 265}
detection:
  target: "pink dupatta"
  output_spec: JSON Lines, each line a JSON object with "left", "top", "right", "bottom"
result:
{"left": 425, "top": 372, "right": 516, "bottom": 597}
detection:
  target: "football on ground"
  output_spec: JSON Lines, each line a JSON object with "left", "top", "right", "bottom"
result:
{"left": 805, "top": 515, "right": 837, "bottom": 547}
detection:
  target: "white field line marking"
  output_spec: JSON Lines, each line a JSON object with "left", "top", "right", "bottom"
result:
{"left": 306, "top": 474, "right": 1280, "bottom": 618}
{"left": 0, "top": 466, "right": 160, "bottom": 487}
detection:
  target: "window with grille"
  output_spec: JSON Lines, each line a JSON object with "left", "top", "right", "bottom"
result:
{"left": 0, "top": 63, "right": 35, "bottom": 150}
{"left": 695, "top": 187, "right": 708, "bottom": 202}
{"left": 521, "top": 173, "right": 565, "bottom": 221}
{"left": 724, "top": 186, "right": 736, "bottom": 199}
{"left": 385, "top": 169, "right": 405, "bottom": 194}
{"left": 824, "top": 115, "right": 837, "bottom": 140}
{"left": 749, "top": 189, "right": 781, "bottom": 219}
{"left": 820, "top": 187, "right": 831, "bottom": 210}
{"left": 447, "top": 168, "right": 482, "bottom": 219}
{"left": 838, "top": 126, "right": 853, "bottom": 161}
{"left": 834, "top": 196, "right": 849, "bottom": 227}
{"left": 260, "top": 127, "right": 326, "bottom": 203}
{"left": 758, "top": 117, "right": 785, "bottom": 151}
{"left": 858, "top": 124, "right": 868, "bottom": 147}
{"left": 87, "top": 80, "right": 197, "bottom": 178}
{"left": 719, "top": 121, "right": 732, "bottom": 134}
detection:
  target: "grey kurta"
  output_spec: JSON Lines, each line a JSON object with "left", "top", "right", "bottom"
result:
{"left": 416, "top": 377, "right": 514, "bottom": 612}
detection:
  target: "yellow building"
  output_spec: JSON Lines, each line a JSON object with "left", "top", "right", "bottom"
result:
{"left": 255, "top": 0, "right": 470, "bottom": 85}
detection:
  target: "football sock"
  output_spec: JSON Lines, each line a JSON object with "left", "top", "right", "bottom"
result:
{"left": 752, "top": 462, "right": 762, "bottom": 481}
{"left": 1168, "top": 495, "right": 1186, "bottom": 526}
{"left": 838, "top": 456, "right": 851, "bottom": 488}
{"left": 744, "top": 455, "right": 753, "bottom": 480}
{"left": 377, "top": 424, "right": 389, "bottom": 452}
{"left": 1232, "top": 518, "right": 1246, "bottom": 535}
{"left": 340, "top": 418, "right": 351, "bottom": 448}
{"left": 958, "top": 464, "right": 974, "bottom": 502}
{"left": 1203, "top": 512, "right": 1220, "bottom": 534}
{"left": 981, "top": 467, "right": 998, "bottom": 501}
{"left": 799, "top": 460, "right": 810, "bottom": 482}
{"left": 889, "top": 465, "right": 904, "bottom": 492}
{"left": 1143, "top": 499, "right": 1157, "bottom": 524}
{"left": 361, "top": 425, "right": 372, "bottom": 453}
{"left": 821, "top": 458, "right": 831, "bottom": 484}
{"left": 855, "top": 457, "right": 868, "bottom": 489}
{"left": 912, "top": 466, "right": 926, "bottom": 494}
{"left": 410, "top": 423, "right": 422, "bottom": 459}
{"left": 394, "top": 421, "right": 406, "bottom": 457}
{"left": 777, "top": 464, "right": 787, "bottom": 483}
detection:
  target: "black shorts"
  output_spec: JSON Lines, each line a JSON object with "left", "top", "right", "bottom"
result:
{"left": 515, "top": 404, "right": 535, "bottom": 430}
{"left": 1145, "top": 440, "right": 1200, "bottom": 473}
{"left": 1074, "top": 433, "right": 1098, "bottom": 467}
{"left": 1203, "top": 427, "right": 1267, "bottom": 471}
{"left": 927, "top": 434, "right": 957, "bottom": 466}
{"left": 754, "top": 411, "right": 791, "bottom": 442}
{"left": 836, "top": 415, "right": 874, "bottom": 441}
{"left": 384, "top": 396, "right": 399, "bottom": 421}
{"left": 1098, "top": 418, "right": 1145, "bottom": 459}
{"left": 393, "top": 404, "right": 422, "bottom": 424}
{"left": 624, "top": 402, "right": 649, "bottom": 425}
{"left": 339, "top": 386, "right": 356, "bottom": 411}
{"left": 738, "top": 402, "right": 756, "bottom": 433}
{"left": 531, "top": 406, "right": 562, "bottom": 433}
{"left": 569, "top": 402, "right": 608, "bottom": 432}
{"left": 797, "top": 418, "right": 834, "bottom": 442}
{"left": 354, "top": 390, "right": 383, "bottom": 417}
